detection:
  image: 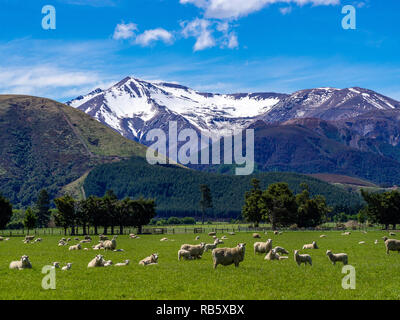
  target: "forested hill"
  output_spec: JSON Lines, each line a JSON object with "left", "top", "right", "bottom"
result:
{"left": 0, "top": 95, "right": 147, "bottom": 206}
{"left": 83, "top": 157, "right": 364, "bottom": 218}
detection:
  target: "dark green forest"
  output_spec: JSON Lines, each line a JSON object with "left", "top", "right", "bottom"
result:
{"left": 84, "top": 157, "right": 363, "bottom": 219}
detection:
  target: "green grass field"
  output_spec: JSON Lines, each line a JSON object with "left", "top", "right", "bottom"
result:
{"left": 0, "top": 231, "right": 399, "bottom": 300}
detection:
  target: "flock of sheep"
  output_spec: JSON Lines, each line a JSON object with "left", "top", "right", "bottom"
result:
{"left": 4, "top": 230, "right": 400, "bottom": 272}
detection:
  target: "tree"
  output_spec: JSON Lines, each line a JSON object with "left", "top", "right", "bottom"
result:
{"left": 296, "top": 184, "right": 330, "bottom": 228}
{"left": 35, "top": 189, "right": 51, "bottom": 228}
{"left": 81, "top": 196, "right": 104, "bottom": 235}
{"left": 200, "top": 185, "right": 213, "bottom": 224}
{"left": 54, "top": 195, "right": 76, "bottom": 235}
{"left": 23, "top": 207, "right": 37, "bottom": 234}
{"left": 361, "top": 189, "right": 400, "bottom": 229}
{"left": 0, "top": 194, "right": 13, "bottom": 229}
{"left": 260, "top": 183, "right": 297, "bottom": 229}
{"left": 130, "top": 198, "right": 156, "bottom": 234}
{"left": 102, "top": 190, "right": 118, "bottom": 235}
{"left": 115, "top": 197, "right": 131, "bottom": 235}
{"left": 242, "top": 179, "right": 264, "bottom": 227}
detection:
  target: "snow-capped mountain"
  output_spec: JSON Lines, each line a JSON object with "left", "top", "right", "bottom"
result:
{"left": 261, "top": 87, "right": 400, "bottom": 123}
{"left": 67, "top": 76, "right": 287, "bottom": 145}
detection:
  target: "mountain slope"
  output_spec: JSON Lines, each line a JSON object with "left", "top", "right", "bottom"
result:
{"left": 0, "top": 95, "right": 147, "bottom": 206}
{"left": 67, "top": 76, "right": 287, "bottom": 145}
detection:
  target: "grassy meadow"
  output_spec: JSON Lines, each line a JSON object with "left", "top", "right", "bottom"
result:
{"left": 0, "top": 230, "right": 399, "bottom": 300}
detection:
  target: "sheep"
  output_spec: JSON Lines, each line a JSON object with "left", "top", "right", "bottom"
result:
{"left": 273, "top": 246, "right": 289, "bottom": 255}
{"left": 212, "top": 243, "right": 246, "bottom": 269}
{"left": 9, "top": 255, "right": 32, "bottom": 270}
{"left": 58, "top": 241, "right": 67, "bottom": 246}
{"left": 23, "top": 240, "right": 30, "bottom": 244}
{"left": 52, "top": 262, "right": 60, "bottom": 269}
{"left": 384, "top": 238, "right": 400, "bottom": 254}
{"left": 180, "top": 242, "right": 206, "bottom": 259}
{"left": 374, "top": 239, "right": 378, "bottom": 245}
{"left": 88, "top": 255, "right": 105, "bottom": 268}
{"left": 80, "top": 239, "right": 91, "bottom": 244}
{"left": 178, "top": 249, "right": 194, "bottom": 261}
{"left": 67, "top": 238, "right": 72, "bottom": 242}
{"left": 228, "top": 232, "right": 235, "bottom": 236}
{"left": 302, "top": 241, "right": 318, "bottom": 249}
{"left": 294, "top": 250, "right": 312, "bottom": 266}
{"left": 326, "top": 250, "right": 348, "bottom": 265}
{"left": 342, "top": 232, "right": 351, "bottom": 236}
{"left": 390, "top": 232, "right": 396, "bottom": 236}
{"left": 139, "top": 253, "right": 159, "bottom": 266}
{"left": 359, "top": 241, "right": 366, "bottom": 245}
{"left": 254, "top": 239, "right": 272, "bottom": 255}
{"left": 383, "top": 236, "right": 388, "bottom": 242}
{"left": 265, "top": 249, "right": 288, "bottom": 261}
{"left": 103, "top": 260, "right": 113, "bottom": 267}
{"left": 0, "top": 236, "right": 4, "bottom": 241}
{"left": 113, "top": 249, "right": 125, "bottom": 252}
{"left": 103, "top": 236, "right": 117, "bottom": 251}
{"left": 195, "top": 236, "right": 200, "bottom": 240}
{"left": 62, "top": 263, "right": 72, "bottom": 271}
{"left": 253, "top": 233, "right": 261, "bottom": 239}
{"left": 25, "top": 235, "right": 35, "bottom": 241}
{"left": 129, "top": 234, "right": 138, "bottom": 239}
{"left": 208, "top": 232, "right": 216, "bottom": 236}
{"left": 160, "top": 237, "right": 169, "bottom": 242}
{"left": 221, "top": 236, "right": 228, "bottom": 240}
{"left": 69, "top": 243, "right": 82, "bottom": 251}
{"left": 34, "top": 238, "right": 42, "bottom": 243}
{"left": 92, "top": 241, "right": 104, "bottom": 250}
{"left": 84, "top": 248, "right": 89, "bottom": 251}
{"left": 204, "top": 239, "right": 220, "bottom": 252}
{"left": 320, "top": 235, "right": 327, "bottom": 238}
{"left": 115, "top": 260, "right": 130, "bottom": 267}
{"left": 84, "top": 235, "right": 92, "bottom": 241}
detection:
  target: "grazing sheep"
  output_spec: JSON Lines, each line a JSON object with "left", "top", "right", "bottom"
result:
{"left": 9, "top": 255, "right": 32, "bottom": 270}
{"left": 212, "top": 243, "right": 246, "bottom": 269}
{"left": 326, "top": 250, "right": 348, "bottom": 265}
{"left": 254, "top": 239, "right": 272, "bottom": 254}
{"left": 320, "top": 235, "right": 327, "bottom": 238}
{"left": 178, "top": 249, "right": 194, "bottom": 261}
{"left": 25, "top": 235, "right": 35, "bottom": 241}
{"left": 103, "top": 260, "right": 113, "bottom": 267}
{"left": 294, "top": 250, "right": 312, "bottom": 266}
{"left": 302, "top": 241, "right": 318, "bottom": 250}
{"left": 384, "top": 238, "right": 400, "bottom": 254}
{"left": 103, "top": 236, "right": 117, "bottom": 251}
{"left": 92, "top": 241, "right": 104, "bottom": 250}
{"left": 88, "top": 255, "right": 105, "bottom": 268}
{"left": 204, "top": 239, "right": 220, "bottom": 252}
{"left": 273, "top": 246, "right": 289, "bottom": 255}
{"left": 253, "top": 233, "right": 261, "bottom": 239}
{"left": 69, "top": 243, "right": 82, "bottom": 251}
{"left": 115, "top": 260, "right": 130, "bottom": 267}
{"left": 208, "top": 232, "right": 216, "bottom": 236}
{"left": 180, "top": 243, "right": 206, "bottom": 259}
{"left": 342, "top": 232, "right": 351, "bottom": 236}
{"left": 62, "top": 263, "right": 72, "bottom": 271}
{"left": 139, "top": 253, "right": 159, "bottom": 266}
{"left": 265, "top": 249, "right": 288, "bottom": 261}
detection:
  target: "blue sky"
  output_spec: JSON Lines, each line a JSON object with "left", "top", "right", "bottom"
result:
{"left": 0, "top": 0, "right": 399, "bottom": 101}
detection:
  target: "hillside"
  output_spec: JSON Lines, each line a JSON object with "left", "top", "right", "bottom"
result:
{"left": 0, "top": 95, "right": 147, "bottom": 206}
{"left": 83, "top": 157, "right": 364, "bottom": 218}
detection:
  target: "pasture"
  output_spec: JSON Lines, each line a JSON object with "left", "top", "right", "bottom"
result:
{"left": 0, "top": 231, "right": 399, "bottom": 300}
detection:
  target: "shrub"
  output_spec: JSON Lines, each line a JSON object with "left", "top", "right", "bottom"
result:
{"left": 167, "top": 217, "right": 181, "bottom": 225}
{"left": 181, "top": 217, "right": 196, "bottom": 225}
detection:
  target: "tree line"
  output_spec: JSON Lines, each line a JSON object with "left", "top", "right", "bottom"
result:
{"left": 242, "top": 180, "right": 331, "bottom": 229}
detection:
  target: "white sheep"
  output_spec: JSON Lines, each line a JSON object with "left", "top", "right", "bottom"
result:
{"left": 195, "top": 236, "right": 200, "bottom": 240}
{"left": 320, "top": 235, "right": 327, "bottom": 238}
{"left": 180, "top": 243, "right": 206, "bottom": 259}
{"left": 139, "top": 253, "right": 159, "bottom": 266}
{"left": 385, "top": 238, "right": 400, "bottom": 254}
{"left": 160, "top": 237, "right": 169, "bottom": 242}
{"left": 178, "top": 249, "right": 194, "bottom": 261}
{"left": 88, "top": 255, "right": 105, "bottom": 268}
{"left": 359, "top": 241, "right": 366, "bottom": 245}
{"left": 342, "top": 232, "right": 351, "bottom": 236}
{"left": 294, "top": 250, "right": 312, "bottom": 266}
{"left": 389, "top": 232, "right": 396, "bottom": 236}
{"left": 253, "top": 233, "right": 261, "bottom": 239}
{"left": 374, "top": 240, "right": 378, "bottom": 245}
{"left": 115, "top": 260, "right": 130, "bottom": 267}
{"left": 99, "top": 234, "right": 109, "bottom": 241}
{"left": 103, "top": 236, "right": 117, "bottom": 251}
{"left": 92, "top": 241, "right": 104, "bottom": 250}
{"left": 103, "top": 260, "right": 113, "bottom": 267}
{"left": 69, "top": 243, "right": 82, "bottom": 251}
{"left": 62, "top": 263, "right": 72, "bottom": 271}
{"left": 326, "top": 250, "right": 348, "bottom": 265}
{"left": 52, "top": 262, "right": 60, "bottom": 269}
{"left": 254, "top": 239, "right": 272, "bottom": 254}
{"left": 265, "top": 249, "right": 288, "bottom": 261}
{"left": 34, "top": 238, "right": 42, "bottom": 243}
{"left": 212, "top": 243, "right": 246, "bottom": 269}
{"left": 302, "top": 241, "right": 318, "bottom": 250}
{"left": 9, "top": 255, "right": 32, "bottom": 270}
{"left": 204, "top": 239, "right": 220, "bottom": 252}
{"left": 273, "top": 246, "right": 289, "bottom": 255}
{"left": 25, "top": 235, "right": 35, "bottom": 241}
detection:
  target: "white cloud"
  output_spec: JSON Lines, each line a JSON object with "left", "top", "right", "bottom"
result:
{"left": 181, "top": 18, "right": 216, "bottom": 51}
{"left": 280, "top": 6, "right": 292, "bottom": 14}
{"left": 113, "top": 22, "right": 137, "bottom": 40}
{"left": 135, "top": 28, "right": 174, "bottom": 46}
{"left": 180, "top": 0, "right": 340, "bottom": 20}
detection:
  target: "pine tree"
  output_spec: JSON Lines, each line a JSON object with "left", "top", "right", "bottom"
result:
{"left": 200, "top": 185, "right": 213, "bottom": 225}
{"left": 35, "top": 189, "right": 51, "bottom": 228}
